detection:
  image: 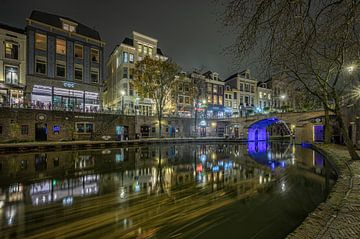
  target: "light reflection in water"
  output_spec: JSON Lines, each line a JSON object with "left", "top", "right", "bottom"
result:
{"left": 0, "top": 142, "right": 335, "bottom": 239}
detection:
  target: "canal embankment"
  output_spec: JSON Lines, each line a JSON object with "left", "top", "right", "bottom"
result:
{"left": 0, "top": 137, "right": 251, "bottom": 154}
{"left": 288, "top": 144, "right": 360, "bottom": 238}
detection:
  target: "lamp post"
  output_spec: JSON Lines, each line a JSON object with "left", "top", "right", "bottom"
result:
{"left": 121, "top": 90, "right": 125, "bottom": 115}
{"left": 280, "top": 94, "right": 286, "bottom": 117}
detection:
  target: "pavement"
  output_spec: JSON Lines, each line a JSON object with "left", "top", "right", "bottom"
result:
{"left": 288, "top": 144, "right": 360, "bottom": 239}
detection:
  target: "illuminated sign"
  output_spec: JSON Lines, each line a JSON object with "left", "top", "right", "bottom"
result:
{"left": 63, "top": 82, "right": 75, "bottom": 88}
{"left": 53, "top": 125, "right": 60, "bottom": 134}
{"left": 196, "top": 163, "right": 203, "bottom": 173}
{"left": 199, "top": 120, "right": 207, "bottom": 127}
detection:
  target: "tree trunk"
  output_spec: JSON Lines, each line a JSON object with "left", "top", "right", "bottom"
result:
{"left": 324, "top": 105, "right": 331, "bottom": 144}
{"left": 158, "top": 107, "right": 162, "bottom": 138}
{"left": 335, "top": 101, "right": 360, "bottom": 160}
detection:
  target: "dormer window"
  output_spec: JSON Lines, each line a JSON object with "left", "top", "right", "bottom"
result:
{"left": 61, "top": 19, "right": 77, "bottom": 33}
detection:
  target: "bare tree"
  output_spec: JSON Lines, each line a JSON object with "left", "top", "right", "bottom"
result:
{"left": 223, "top": 0, "right": 360, "bottom": 160}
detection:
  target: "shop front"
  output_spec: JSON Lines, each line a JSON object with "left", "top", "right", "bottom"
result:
{"left": 31, "top": 85, "right": 100, "bottom": 112}
{"left": 0, "top": 83, "right": 24, "bottom": 107}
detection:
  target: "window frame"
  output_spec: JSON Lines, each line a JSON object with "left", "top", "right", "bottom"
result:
{"left": 74, "top": 65, "right": 83, "bottom": 81}
{"left": 35, "top": 56, "right": 47, "bottom": 75}
{"left": 56, "top": 38, "right": 66, "bottom": 55}
{"left": 91, "top": 68, "right": 99, "bottom": 83}
{"left": 4, "top": 65, "right": 19, "bottom": 85}
{"left": 4, "top": 42, "right": 19, "bottom": 59}
{"left": 35, "top": 33, "right": 47, "bottom": 51}
{"left": 74, "top": 44, "right": 83, "bottom": 59}
{"left": 21, "top": 125, "right": 29, "bottom": 135}
{"left": 56, "top": 61, "right": 66, "bottom": 78}
{"left": 91, "top": 48, "right": 99, "bottom": 63}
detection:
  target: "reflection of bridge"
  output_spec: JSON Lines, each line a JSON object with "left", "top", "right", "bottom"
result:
{"left": 219, "top": 111, "right": 332, "bottom": 140}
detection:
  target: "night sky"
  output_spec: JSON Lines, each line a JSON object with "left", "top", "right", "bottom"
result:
{"left": 0, "top": 0, "right": 257, "bottom": 79}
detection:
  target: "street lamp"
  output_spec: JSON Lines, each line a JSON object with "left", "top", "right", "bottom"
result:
{"left": 280, "top": 94, "right": 286, "bottom": 116}
{"left": 121, "top": 90, "right": 125, "bottom": 115}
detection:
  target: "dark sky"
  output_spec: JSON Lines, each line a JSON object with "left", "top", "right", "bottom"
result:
{"left": 0, "top": 0, "right": 255, "bottom": 79}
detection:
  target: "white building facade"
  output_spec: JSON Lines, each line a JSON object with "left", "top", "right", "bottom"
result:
{"left": 104, "top": 31, "right": 167, "bottom": 115}
{"left": 0, "top": 23, "right": 26, "bottom": 106}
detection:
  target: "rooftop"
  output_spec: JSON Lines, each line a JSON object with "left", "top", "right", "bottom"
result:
{"left": 0, "top": 22, "right": 25, "bottom": 34}
{"left": 28, "top": 10, "right": 101, "bottom": 41}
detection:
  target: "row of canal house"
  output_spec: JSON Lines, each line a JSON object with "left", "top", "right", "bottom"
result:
{"left": 1, "top": 9, "right": 285, "bottom": 118}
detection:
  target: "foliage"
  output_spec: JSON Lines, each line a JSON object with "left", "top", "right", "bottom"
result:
{"left": 133, "top": 56, "right": 181, "bottom": 137}
{"left": 223, "top": 0, "right": 360, "bottom": 160}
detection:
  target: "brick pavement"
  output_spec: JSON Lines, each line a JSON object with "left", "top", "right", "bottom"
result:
{"left": 288, "top": 144, "right": 360, "bottom": 239}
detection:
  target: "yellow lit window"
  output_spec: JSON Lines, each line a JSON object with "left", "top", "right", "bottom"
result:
{"left": 56, "top": 39, "right": 66, "bottom": 55}
{"left": 35, "top": 33, "right": 47, "bottom": 50}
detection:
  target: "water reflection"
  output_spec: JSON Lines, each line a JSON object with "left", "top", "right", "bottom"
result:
{"left": 0, "top": 142, "right": 335, "bottom": 239}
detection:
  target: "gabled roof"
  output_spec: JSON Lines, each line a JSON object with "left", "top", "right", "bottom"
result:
{"left": 28, "top": 10, "right": 101, "bottom": 41}
{"left": 0, "top": 22, "right": 25, "bottom": 34}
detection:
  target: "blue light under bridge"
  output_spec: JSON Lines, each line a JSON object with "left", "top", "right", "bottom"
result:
{"left": 247, "top": 117, "right": 292, "bottom": 141}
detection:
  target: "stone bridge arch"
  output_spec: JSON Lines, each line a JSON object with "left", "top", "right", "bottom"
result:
{"left": 220, "top": 110, "right": 332, "bottom": 139}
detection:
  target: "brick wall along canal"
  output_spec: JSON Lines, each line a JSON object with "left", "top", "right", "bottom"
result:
{"left": 0, "top": 141, "right": 336, "bottom": 239}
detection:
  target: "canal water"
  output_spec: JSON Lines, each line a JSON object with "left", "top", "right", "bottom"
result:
{"left": 0, "top": 141, "right": 336, "bottom": 239}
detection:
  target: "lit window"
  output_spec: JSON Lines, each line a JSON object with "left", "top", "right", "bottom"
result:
{"left": 91, "top": 48, "right": 99, "bottom": 63}
{"left": 213, "top": 95, "right": 218, "bottom": 104}
{"left": 56, "top": 61, "right": 66, "bottom": 78}
{"left": 148, "top": 47, "right": 153, "bottom": 56}
{"left": 63, "top": 23, "right": 76, "bottom": 32}
{"left": 4, "top": 65, "right": 19, "bottom": 84}
{"left": 123, "top": 52, "right": 128, "bottom": 63}
{"left": 138, "top": 44, "right": 142, "bottom": 53}
{"left": 259, "top": 92, "right": 263, "bottom": 98}
{"left": 74, "top": 44, "right": 83, "bottom": 59}
{"left": 35, "top": 57, "right": 46, "bottom": 74}
{"left": 144, "top": 46, "right": 148, "bottom": 55}
{"left": 56, "top": 39, "right": 66, "bottom": 55}
{"left": 35, "top": 33, "right": 47, "bottom": 51}
{"left": 219, "top": 96, "right": 223, "bottom": 105}
{"left": 5, "top": 42, "right": 18, "bottom": 59}
{"left": 207, "top": 95, "right": 211, "bottom": 103}
{"left": 129, "top": 53, "right": 134, "bottom": 63}
{"left": 91, "top": 68, "right": 99, "bottom": 83}
{"left": 213, "top": 85, "right": 218, "bottom": 93}
{"left": 74, "top": 65, "right": 83, "bottom": 81}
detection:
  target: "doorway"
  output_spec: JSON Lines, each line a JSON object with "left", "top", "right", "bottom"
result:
{"left": 35, "top": 123, "right": 47, "bottom": 141}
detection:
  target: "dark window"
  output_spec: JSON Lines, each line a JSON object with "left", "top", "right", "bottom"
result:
{"left": 123, "top": 67, "right": 128, "bottom": 78}
{"left": 233, "top": 92, "right": 237, "bottom": 99}
{"left": 91, "top": 69, "right": 99, "bottom": 83}
{"left": 21, "top": 125, "right": 28, "bottom": 135}
{"left": 56, "top": 63, "right": 65, "bottom": 78}
{"left": 0, "top": 125, "right": 2, "bottom": 134}
{"left": 35, "top": 58, "right": 46, "bottom": 74}
{"left": 85, "top": 123, "right": 94, "bottom": 133}
{"left": 152, "top": 127, "right": 155, "bottom": 133}
{"left": 75, "top": 66, "right": 83, "bottom": 81}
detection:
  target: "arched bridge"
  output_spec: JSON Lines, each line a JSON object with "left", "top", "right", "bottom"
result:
{"left": 219, "top": 110, "right": 333, "bottom": 140}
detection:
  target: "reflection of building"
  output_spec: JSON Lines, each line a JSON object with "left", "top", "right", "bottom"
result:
{"left": 103, "top": 31, "right": 167, "bottom": 115}
{"left": 0, "top": 23, "right": 26, "bottom": 106}
{"left": 26, "top": 10, "right": 105, "bottom": 112}
{"left": 29, "top": 175, "right": 100, "bottom": 206}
